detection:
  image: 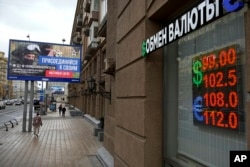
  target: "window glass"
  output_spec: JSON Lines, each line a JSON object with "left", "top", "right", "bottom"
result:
{"left": 100, "top": 0, "right": 107, "bottom": 22}
{"left": 176, "top": 11, "right": 246, "bottom": 167}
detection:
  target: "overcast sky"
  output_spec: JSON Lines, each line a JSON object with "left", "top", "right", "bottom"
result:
{"left": 0, "top": 0, "right": 77, "bottom": 58}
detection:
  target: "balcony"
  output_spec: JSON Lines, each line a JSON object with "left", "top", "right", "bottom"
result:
{"left": 75, "top": 26, "right": 82, "bottom": 33}
{"left": 73, "top": 33, "right": 82, "bottom": 44}
{"left": 76, "top": 14, "right": 83, "bottom": 26}
{"left": 83, "top": 13, "right": 89, "bottom": 26}
{"left": 88, "top": 11, "right": 99, "bottom": 26}
{"left": 86, "top": 41, "right": 99, "bottom": 55}
{"left": 82, "top": 27, "right": 90, "bottom": 36}
{"left": 84, "top": 54, "right": 92, "bottom": 61}
{"left": 98, "top": 14, "right": 107, "bottom": 37}
{"left": 84, "top": 0, "right": 90, "bottom": 13}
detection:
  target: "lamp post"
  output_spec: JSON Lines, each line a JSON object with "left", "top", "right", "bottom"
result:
{"left": 62, "top": 38, "right": 66, "bottom": 44}
{"left": 87, "top": 76, "right": 111, "bottom": 102}
{"left": 87, "top": 77, "right": 96, "bottom": 93}
{"left": 26, "top": 34, "right": 30, "bottom": 41}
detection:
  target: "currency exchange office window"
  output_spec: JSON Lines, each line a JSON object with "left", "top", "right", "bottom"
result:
{"left": 175, "top": 11, "right": 246, "bottom": 167}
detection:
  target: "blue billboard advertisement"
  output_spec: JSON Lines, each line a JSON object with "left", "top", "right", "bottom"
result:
{"left": 7, "top": 39, "right": 81, "bottom": 82}
{"left": 49, "top": 86, "right": 65, "bottom": 95}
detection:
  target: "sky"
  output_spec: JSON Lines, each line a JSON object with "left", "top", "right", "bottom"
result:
{"left": 0, "top": 0, "right": 78, "bottom": 58}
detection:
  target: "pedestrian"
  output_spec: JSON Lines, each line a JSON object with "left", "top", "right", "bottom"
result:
{"left": 62, "top": 106, "right": 66, "bottom": 117}
{"left": 33, "top": 112, "right": 43, "bottom": 137}
{"left": 58, "top": 104, "right": 62, "bottom": 115}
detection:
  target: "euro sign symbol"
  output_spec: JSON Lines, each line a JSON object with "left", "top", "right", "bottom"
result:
{"left": 141, "top": 41, "right": 147, "bottom": 58}
{"left": 192, "top": 60, "right": 203, "bottom": 87}
{"left": 193, "top": 96, "right": 204, "bottom": 121}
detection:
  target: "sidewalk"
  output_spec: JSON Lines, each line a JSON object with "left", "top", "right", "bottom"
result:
{"left": 0, "top": 109, "right": 104, "bottom": 167}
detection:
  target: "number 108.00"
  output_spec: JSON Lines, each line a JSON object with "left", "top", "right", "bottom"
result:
{"left": 203, "top": 91, "right": 238, "bottom": 108}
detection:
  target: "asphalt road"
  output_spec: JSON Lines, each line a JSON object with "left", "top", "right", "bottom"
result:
{"left": 0, "top": 104, "right": 33, "bottom": 129}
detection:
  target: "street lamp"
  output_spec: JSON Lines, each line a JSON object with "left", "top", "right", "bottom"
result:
{"left": 26, "top": 34, "right": 30, "bottom": 41}
{"left": 62, "top": 38, "right": 66, "bottom": 44}
{"left": 87, "top": 77, "right": 96, "bottom": 93}
{"left": 87, "top": 76, "right": 111, "bottom": 102}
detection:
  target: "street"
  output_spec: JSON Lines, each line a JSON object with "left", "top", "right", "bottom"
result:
{"left": 0, "top": 104, "right": 31, "bottom": 130}
{"left": 0, "top": 106, "right": 104, "bottom": 167}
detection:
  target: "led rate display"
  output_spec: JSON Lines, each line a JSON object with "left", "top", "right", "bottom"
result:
{"left": 192, "top": 45, "right": 244, "bottom": 131}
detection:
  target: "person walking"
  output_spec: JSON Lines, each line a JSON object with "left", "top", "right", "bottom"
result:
{"left": 33, "top": 112, "right": 43, "bottom": 137}
{"left": 58, "top": 104, "right": 62, "bottom": 115}
{"left": 62, "top": 106, "right": 66, "bottom": 117}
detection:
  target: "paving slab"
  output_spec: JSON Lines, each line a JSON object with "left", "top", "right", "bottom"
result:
{"left": 0, "top": 109, "right": 103, "bottom": 167}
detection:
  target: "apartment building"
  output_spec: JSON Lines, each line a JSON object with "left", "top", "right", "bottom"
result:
{"left": 70, "top": 0, "right": 250, "bottom": 166}
{"left": 0, "top": 51, "right": 44, "bottom": 100}
{"left": 69, "top": 0, "right": 108, "bottom": 119}
{"left": 0, "top": 51, "right": 12, "bottom": 100}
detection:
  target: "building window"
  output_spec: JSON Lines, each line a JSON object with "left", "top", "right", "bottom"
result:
{"left": 164, "top": 11, "right": 246, "bottom": 167}
{"left": 100, "top": 0, "right": 107, "bottom": 22}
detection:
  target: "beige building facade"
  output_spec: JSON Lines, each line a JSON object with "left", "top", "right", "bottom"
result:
{"left": 70, "top": 0, "right": 250, "bottom": 166}
{"left": 0, "top": 51, "right": 13, "bottom": 100}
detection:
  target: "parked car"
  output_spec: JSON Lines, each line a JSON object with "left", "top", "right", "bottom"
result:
{"left": 6, "top": 100, "right": 14, "bottom": 105}
{"left": 0, "top": 100, "right": 6, "bottom": 109}
{"left": 34, "top": 99, "right": 40, "bottom": 110}
{"left": 15, "top": 100, "right": 22, "bottom": 105}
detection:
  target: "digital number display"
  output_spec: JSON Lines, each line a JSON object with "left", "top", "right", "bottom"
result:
{"left": 192, "top": 45, "right": 244, "bottom": 131}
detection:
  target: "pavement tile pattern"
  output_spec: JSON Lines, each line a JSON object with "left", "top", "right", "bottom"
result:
{"left": 0, "top": 109, "right": 103, "bottom": 167}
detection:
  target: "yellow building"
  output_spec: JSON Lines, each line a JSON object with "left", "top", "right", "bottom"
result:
{"left": 0, "top": 51, "right": 12, "bottom": 100}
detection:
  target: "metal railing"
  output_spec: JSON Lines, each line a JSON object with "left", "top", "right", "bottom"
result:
{"left": 3, "top": 119, "right": 18, "bottom": 131}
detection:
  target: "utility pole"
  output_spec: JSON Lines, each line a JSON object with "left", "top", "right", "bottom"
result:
{"left": 23, "top": 34, "right": 31, "bottom": 132}
{"left": 22, "top": 81, "right": 28, "bottom": 132}
{"left": 28, "top": 81, "right": 34, "bottom": 132}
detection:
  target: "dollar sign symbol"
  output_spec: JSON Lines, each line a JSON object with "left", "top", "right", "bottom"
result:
{"left": 141, "top": 41, "right": 147, "bottom": 58}
{"left": 192, "top": 60, "right": 203, "bottom": 87}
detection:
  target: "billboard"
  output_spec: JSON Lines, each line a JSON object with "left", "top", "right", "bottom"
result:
{"left": 49, "top": 86, "right": 65, "bottom": 95}
{"left": 7, "top": 39, "right": 81, "bottom": 82}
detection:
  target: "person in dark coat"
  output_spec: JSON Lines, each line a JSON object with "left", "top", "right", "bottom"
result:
{"left": 58, "top": 104, "right": 62, "bottom": 115}
{"left": 62, "top": 106, "right": 66, "bottom": 117}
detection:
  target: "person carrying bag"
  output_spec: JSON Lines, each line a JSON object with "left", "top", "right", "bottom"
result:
{"left": 33, "top": 112, "right": 43, "bottom": 137}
